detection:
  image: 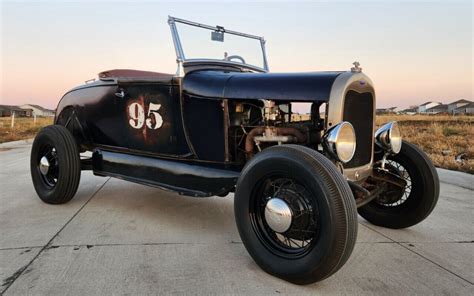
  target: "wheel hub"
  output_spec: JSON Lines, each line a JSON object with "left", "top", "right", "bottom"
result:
{"left": 375, "top": 161, "right": 412, "bottom": 207}
{"left": 39, "top": 156, "right": 50, "bottom": 175}
{"left": 264, "top": 198, "right": 292, "bottom": 233}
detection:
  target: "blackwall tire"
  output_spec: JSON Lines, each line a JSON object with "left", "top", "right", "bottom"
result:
{"left": 30, "top": 125, "right": 81, "bottom": 204}
{"left": 234, "top": 145, "right": 357, "bottom": 285}
{"left": 358, "top": 141, "right": 439, "bottom": 229}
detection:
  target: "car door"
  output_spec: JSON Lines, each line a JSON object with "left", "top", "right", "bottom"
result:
{"left": 72, "top": 84, "right": 129, "bottom": 148}
{"left": 117, "top": 82, "right": 190, "bottom": 156}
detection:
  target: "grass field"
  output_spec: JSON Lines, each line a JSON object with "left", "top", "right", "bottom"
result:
{"left": 1, "top": 114, "right": 472, "bottom": 173}
{"left": 377, "top": 114, "right": 473, "bottom": 174}
{"left": 0, "top": 117, "right": 53, "bottom": 144}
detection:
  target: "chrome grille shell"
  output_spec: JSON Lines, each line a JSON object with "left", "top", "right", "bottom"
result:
{"left": 326, "top": 72, "right": 376, "bottom": 182}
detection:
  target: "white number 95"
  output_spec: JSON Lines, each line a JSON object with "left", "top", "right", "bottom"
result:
{"left": 128, "top": 102, "right": 163, "bottom": 130}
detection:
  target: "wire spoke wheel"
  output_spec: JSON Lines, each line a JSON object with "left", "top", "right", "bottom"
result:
{"left": 375, "top": 160, "right": 412, "bottom": 207}
{"left": 250, "top": 176, "right": 319, "bottom": 257}
{"left": 358, "top": 141, "right": 439, "bottom": 229}
{"left": 235, "top": 145, "right": 358, "bottom": 284}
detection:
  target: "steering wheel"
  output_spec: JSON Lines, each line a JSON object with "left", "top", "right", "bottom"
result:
{"left": 225, "top": 55, "right": 246, "bottom": 64}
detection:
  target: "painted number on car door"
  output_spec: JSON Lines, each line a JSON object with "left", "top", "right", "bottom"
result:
{"left": 128, "top": 102, "right": 163, "bottom": 130}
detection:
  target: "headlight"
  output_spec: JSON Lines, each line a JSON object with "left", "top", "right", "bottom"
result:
{"left": 375, "top": 121, "right": 402, "bottom": 154}
{"left": 323, "top": 122, "right": 356, "bottom": 163}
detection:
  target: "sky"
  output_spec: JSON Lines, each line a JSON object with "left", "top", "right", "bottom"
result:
{"left": 1, "top": 0, "right": 472, "bottom": 109}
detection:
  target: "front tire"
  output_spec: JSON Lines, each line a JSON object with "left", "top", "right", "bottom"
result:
{"left": 234, "top": 145, "right": 357, "bottom": 284}
{"left": 358, "top": 141, "right": 439, "bottom": 229}
{"left": 30, "top": 125, "right": 81, "bottom": 204}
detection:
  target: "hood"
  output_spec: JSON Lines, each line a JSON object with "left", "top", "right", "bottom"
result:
{"left": 182, "top": 70, "right": 344, "bottom": 102}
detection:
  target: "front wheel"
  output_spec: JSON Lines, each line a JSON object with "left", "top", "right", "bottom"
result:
{"left": 358, "top": 141, "right": 439, "bottom": 229}
{"left": 30, "top": 125, "right": 81, "bottom": 204}
{"left": 234, "top": 145, "right": 357, "bottom": 284}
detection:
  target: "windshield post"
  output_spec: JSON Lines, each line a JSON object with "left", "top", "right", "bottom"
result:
{"left": 168, "top": 16, "right": 186, "bottom": 76}
{"left": 261, "top": 39, "right": 269, "bottom": 72}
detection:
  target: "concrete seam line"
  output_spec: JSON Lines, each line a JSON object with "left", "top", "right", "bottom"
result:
{"left": 40, "top": 241, "right": 407, "bottom": 248}
{"left": 439, "top": 181, "right": 473, "bottom": 191}
{"left": 0, "top": 246, "right": 43, "bottom": 251}
{"left": 45, "top": 242, "right": 210, "bottom": 248}
{"left": 1, "top": 177, "right": 110, "bottom": 294}
{"left": 362, "top": 223, "right": 474, "bottom": 286}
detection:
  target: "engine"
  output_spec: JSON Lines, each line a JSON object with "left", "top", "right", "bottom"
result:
{"left": 228, "top": 99, "right": 325, "bottom": 164}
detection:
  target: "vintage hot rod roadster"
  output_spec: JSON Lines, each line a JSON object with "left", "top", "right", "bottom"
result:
{"left": 30, "top": 17, "right": 439, "bottom": 284}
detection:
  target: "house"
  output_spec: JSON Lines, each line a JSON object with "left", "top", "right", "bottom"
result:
{"left": 376, "top": 107, "right": 398, "bottom": 114}
{"left": 425, "top": 104, "right": 449, "bottom": 114}
{"left": 453, "top": 102, "right": 474, "bottom": 115}
{"left": 0, "top": 105, "right": 32, "bottom": 117}
{"left": 418, "top": 101, "right": 441, "bottom": 113}
{"left": 400, "top": 107, "right": 418, "bottom": 115}
{"left": 19, "top": 104, "right": 55, "bottom": 117}
{"left": 448, "top": 99, "right": 471, "bottom": 113}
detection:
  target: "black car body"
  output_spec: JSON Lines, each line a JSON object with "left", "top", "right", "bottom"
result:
{"left": 56, "top": 66, "right": 374, "bottom": 197}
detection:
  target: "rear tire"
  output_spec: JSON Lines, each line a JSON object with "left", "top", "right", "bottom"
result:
{"left": 234, "top": 145, "right": 357, "bottom": 284}
{"left": 358, "top": 141, "right": 439, "bottom": 229}
{"left": 30, "top": 125, "right": 81, "bottom": 204}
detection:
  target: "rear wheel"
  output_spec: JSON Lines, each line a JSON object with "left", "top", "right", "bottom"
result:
{"left": 30, "top": 125, "right": 81, "bottom": 204}
{"left": 234, "top": 145, "right": 357, "bottom": 284}
{"left": 358, "top": 141, "right": 439, "bottom": 229}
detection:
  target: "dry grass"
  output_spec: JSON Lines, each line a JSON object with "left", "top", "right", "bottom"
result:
{"left": 0, "top": 117, "right": 53, "bottom": 144}
{"left": 377, "top": 114, "right": 473, "bottom": 174}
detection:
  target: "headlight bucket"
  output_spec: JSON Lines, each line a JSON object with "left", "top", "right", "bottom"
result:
{"left": 375, "top": 121, "right": 402, "bottom": 154}
{"left": 323, "top": 121, "right": 356, "bottom": 163}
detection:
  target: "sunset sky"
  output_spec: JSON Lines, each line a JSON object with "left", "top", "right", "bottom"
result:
{"left": 1, "top": 0, "right": 472, "bottom": 109}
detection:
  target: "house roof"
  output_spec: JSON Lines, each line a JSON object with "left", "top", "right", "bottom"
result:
{"left": 0, "top": 105, "right": 27, "bottom": 112}
{"left": 425, "top": 104, "right": 448, "bottom": 111}
{"left": 402, "top": 108, "right": 417, "bottom": 112}
{"left": 448, "top": 99, "right": 472, "bottom": 105}
{"left": 376, "top": 106, "right": 397, "bottom": 111}
{"left": 21, "top": 104, "right": 53, "bottom": 112}
{"left": 454, "top": 102, "right": 474, "bottom": 110}
{"left": 419, "top": 101, "right": 440, "bottom": 106}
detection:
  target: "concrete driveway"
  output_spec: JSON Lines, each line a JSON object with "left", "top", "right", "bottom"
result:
{"left": 1, "top": 140, "right": 473, "bottom": 295}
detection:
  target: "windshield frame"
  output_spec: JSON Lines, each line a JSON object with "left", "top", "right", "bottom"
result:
{"left": 168, "top": 16, "right": 269, "bottom": 74}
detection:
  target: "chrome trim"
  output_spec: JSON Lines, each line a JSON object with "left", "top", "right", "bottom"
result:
{"left": 169, "top": 16, "right": 265, "bottom": 40}
{"left": 264, "top": 198, "right": 293, "bottom": 233}
{"left": 39, "top": 156, "right": 50, "bottom": 175}
{"left": 322, "top": 121, "right": 356, "bottom": 163}
{"left": 168, "top": 17, "right": 185, "bottom": 63}
{"left": 375, "top": 121, "right": 402, "bottom": 154}
{"left": 326, "top": 71, "right": 376, "bottom": 182}
{"left": 260, "top": 39, "right": 269, "bottom": 72}
{"left": 114, "top": 89, "right": 125, "bottom": 98}
{"left": 351, "top": 61, "right": 362, "bottom": 73}
{"left": 168, "top": 16, "right": 269, "bottom": 73}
